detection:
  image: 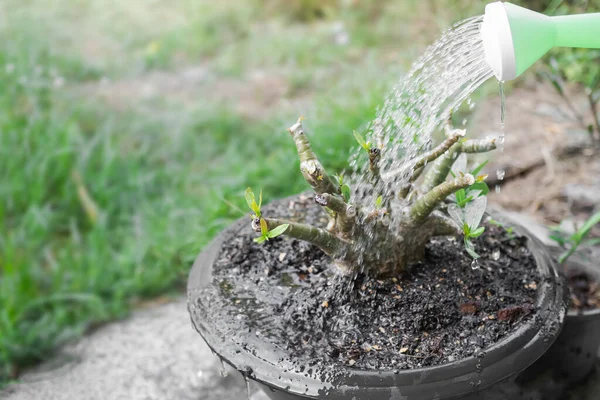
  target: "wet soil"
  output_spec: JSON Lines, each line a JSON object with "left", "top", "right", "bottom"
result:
{"left": 210, "top": 194, "right": 542, "bottom": 371}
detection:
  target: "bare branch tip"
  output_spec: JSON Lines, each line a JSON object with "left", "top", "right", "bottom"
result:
{"left": 464, "top": 173, "right": 475, "bottom": 185}
{"left": 288, "top": 116, "right": 305, "bottom": 135}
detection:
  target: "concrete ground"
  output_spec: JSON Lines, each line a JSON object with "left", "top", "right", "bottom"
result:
{"left": 0, "top": 299, "right": 268, "bottom": 400}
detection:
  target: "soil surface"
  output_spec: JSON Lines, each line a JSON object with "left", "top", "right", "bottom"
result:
{"left": 206, "top": 194, "right": 542, "bottom": 372}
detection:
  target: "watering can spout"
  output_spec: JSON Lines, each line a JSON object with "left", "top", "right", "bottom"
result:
{"left": 481, "top": 1, "right": 600, "bottom": 81}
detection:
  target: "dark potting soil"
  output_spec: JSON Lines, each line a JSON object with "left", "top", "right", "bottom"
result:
{"left": 210, "top": 194, "right": 542, "bottom": 371}
{"left": 567, "top": 270, "right": 600, "bottom": 312}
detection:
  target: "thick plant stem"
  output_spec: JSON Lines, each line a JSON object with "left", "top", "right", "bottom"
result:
{"left": 315, "top": 193, "right": 356, "bottom": 235}
{"left": 460, "top": 138, "right": 497, "bottom": 154}
{"left": 410, "top": 174, "right": 475, "bottom": 223}
{"left": 421, "top": 138, "right": 496, "bottom": 193}
{"left": 255, "top": 217, "right": 345, "bottom": 256}
{"left": 397, "top": 130, "right": 464, "bottom": 199}
{"left": 412, "top": 130, "right": 465, "bottom": 171}
{"left": 420, "top": 142, "right": 462, "bottom": 193}
{"left": 288, "top": 118, "right": 339, "bottom": 195}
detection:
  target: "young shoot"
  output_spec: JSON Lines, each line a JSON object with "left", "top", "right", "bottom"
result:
{"left": 549, "top": 211, "right": 600, "bottom": 264}
{"left": 245, "top": 187, "right": 262, "bottom": 219}
{"left": 354, "top": 130, "right": 381, "bottom": 173}
{"left": 335, "top": 174, "right": 352, "bottom": 203}
{"left": 253, "top": 218, "right": 290, "bottom": 244}
{"left": 448, "top": 157, "right": 490, "bottom": 258}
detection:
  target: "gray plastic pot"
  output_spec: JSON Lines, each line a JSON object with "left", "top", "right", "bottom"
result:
{"left": 187, "top": 196, "right": 568, "bottom": 400}
{"left": 528, "top": 252, "right": 600, "bottom": 385}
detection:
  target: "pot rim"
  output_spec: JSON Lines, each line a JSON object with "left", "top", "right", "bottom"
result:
{"left": 188, "top": 195, "right": 568, "bottom": 399}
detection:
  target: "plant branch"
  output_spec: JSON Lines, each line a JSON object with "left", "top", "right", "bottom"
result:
{"left": 460, "top": 138, "right": 497, "bottom": 153}
{"left": 288, "top": 117, "right": 340, "bottom": 195}
{"left": 421, "top": 137, "right": 496, "bottom": 193}
{"left": 253, "top": 217, "right": 345, "bottom": 255}
{"left": 412, "top": 129, "right": 465, "bottom": 171}
{"left": 315, "top": 193, "right": 357, "bottom": 235}
{"left": 410, "top": 174, "right": 475, "bottom": 223}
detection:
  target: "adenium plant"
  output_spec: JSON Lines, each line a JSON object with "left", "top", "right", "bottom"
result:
{"left": 247, "top": 117, "right": 496, "bottom": 277}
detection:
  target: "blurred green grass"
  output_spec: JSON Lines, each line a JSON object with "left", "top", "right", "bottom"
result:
{"left": 0, "top": 0, "right": 502, "bottom": 382}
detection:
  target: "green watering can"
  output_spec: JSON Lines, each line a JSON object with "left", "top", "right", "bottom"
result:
{"left": 481, "top": 1, "right": 600, "bottom": 81}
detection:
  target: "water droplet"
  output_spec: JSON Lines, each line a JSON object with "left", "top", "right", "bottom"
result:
{"left": 495, "top": 169, "right": 505, "bottom": 181}
{"left": 471, "top": 260, "right": 480, "bottom": 270}
{"left": 244, "top": 375, "right": 251, "bottom": 399}
{"left": 491, "top": 250, "right": 500, "bottom": 261}
{"left": 219, "top": 359, "right": 228, "bottom": 378}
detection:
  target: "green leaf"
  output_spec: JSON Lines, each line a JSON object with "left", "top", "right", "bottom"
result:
{"left": 465, "top": 246, "right": 481, "bottom": 259}
{"left": 258, "top": 189, "right": 263, "bottom": 210}
{"left": 254, "top": 236, "right": 267, "bottom": 244}
{"left": 463, "top": 222, "right": 471, "bottom": 235}
{"left": 259, "top": 218, "right": 268, "bottom": 236}
{"left": 375, "top": 195, "right": 383, "bottom": 208}
{"left": 267, "top": 224, "right": 289, "bottom": 238}
{"left": 341, "top": 184, "right": 351, "bottom": 203}
{"left": 245, "top": 187, "right": 261, "bottom": 217}
{"left": 245, "top": 188, "right": 255, "bottom": 211}
{"left": 548, "top": 234, "right": 566, "bottom": 246}
{"left": 470, "top": 160, "right": 489, "bottom": 176}
{"left": 464, "top": 238, "right": 480, "bottom": 259}
{"left": 470, "top": 226, "right": 485, "bottom": 238}
{"left": 574, "top": 211, "right": 600, "bottom": 242}
{"left": 455, "top": 189, "right": 466, "bottom": 206}
{"left": 465, "top": 196, "right": 487, "bottom": 230}
{"left": 469, "top": 181, "right": 489, "bottom": 196}
{"left": 458, "top": 195, "right": 473, "bottom": 208}
{"left": 448, "top": 204, "right": 463, "bottom": 227}
{"left": 353, "top": 131, "right": 370, "bottom": 151}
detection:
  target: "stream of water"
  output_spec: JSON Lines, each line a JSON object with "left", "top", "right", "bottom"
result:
{"left": 350, "top": 15, "right": 494, "bottom": 221}
{"left": 343, "top": 16, "right": 495, "bottom": 269}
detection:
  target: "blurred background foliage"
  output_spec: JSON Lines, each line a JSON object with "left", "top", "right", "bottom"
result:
{"left": 0, "top": 0, "right": 597, "bottom": 383}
